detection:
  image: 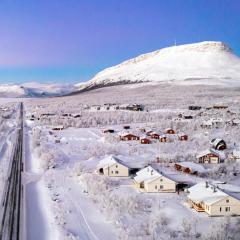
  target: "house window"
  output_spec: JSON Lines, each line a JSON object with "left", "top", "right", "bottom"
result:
{"left": 220, "top": 207, "right": 221, "bottom": 212}
{"left": 160, "top": 179, "right": 163, "bottom": 182}
{"left": 225, "top": 207, "right": 230, "bottom": 212}
{"left": 111, "top": 171, "right": 113, "bottom": 174}
{"left": 160, "top": 185, "right": 163, "bottom": 189}
{"left": 226, "top": 199, "right": 229, "bottom": 203}
{"left": 155, "top": 185, "right": 158, "bottom": 189}
{"left": 116, "top": 165, "right": 118, "bottom": 168}
{"left": 115, "top": 171, "right": 119, "bottom": 174}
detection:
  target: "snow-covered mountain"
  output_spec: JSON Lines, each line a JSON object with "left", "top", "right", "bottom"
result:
{"left": 0, "top": 83, "right": 76, "bottom": 98}
{"left": 76, "top": 41, "right": 240, "bottom": 91}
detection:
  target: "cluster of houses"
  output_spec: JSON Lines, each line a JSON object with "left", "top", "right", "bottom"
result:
{"left": 27, "top": 113, "right": 81, "bottom": 122}
{"left": 96, "top": 155, "right": 240, "bottom": 216}
{"left": 103, "top": 126, "right": 189, "bottom": 144}
{"left": 200, "top": 117, "right": 240, "bottom": 129}
{"left": 90, "top": 103, "right": 144, "bottom": 112}
{"left": 184, "top": 104, "right": 240, "bottom": 129}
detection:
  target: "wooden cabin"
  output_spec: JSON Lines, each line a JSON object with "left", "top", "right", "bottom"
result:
{"left": 213, "top": 105, "right": 228, "bottom": 110}
{"left": 52, "top": 125, "right": 64, "bottom": 131}
{"left": 197, "top": 149, "right": 222, "bottom": 164}
{"left": 146, "top": 130, "right": 153, "bottom": 136}
{"left": 178, "top": 134, "right": 188, "bottom": 141}
{"left": 174, "top": 162, "right": 205, "bottom": 175}
{"left": 150, "top": 133, "right": 160, "bottom": 139}
{"left": 140, "top": 138, "right": 151, "bottom": 144}
{"left": 103, "top": 129, "right": 115, "bottom": 134}
{"left": 189, "top": 106, "right": 201, "bottom": 110}
{"left": 184, "top": 115, "right": 193, "bottom": 119}
{"left": 159, "top": 135, "right": 167, "bottom": 142}
{"left": 165, "top": 128, "right": 175, "bottom": 134}
{"left": 120, "top": 133, "right": 140, "bottom": 141}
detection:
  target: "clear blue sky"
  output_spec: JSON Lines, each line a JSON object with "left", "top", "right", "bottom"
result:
{"left": 0, "top": 0, "right": 239, "bottom": 83}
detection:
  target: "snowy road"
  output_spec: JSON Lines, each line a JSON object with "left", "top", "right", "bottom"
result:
{"left": 24, "top": 129, "right": 58, "bottom": 240}
{"left": 0, "top": 103, "right": 23, "bottom": 240}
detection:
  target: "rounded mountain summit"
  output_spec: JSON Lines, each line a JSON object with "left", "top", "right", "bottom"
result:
{"left": 77, "top": 41, "right": 240, "bottom": 91}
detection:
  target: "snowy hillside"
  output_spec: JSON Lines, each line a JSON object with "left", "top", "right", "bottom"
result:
{"left": 0, "top": 83, "right": 76, "bottom": 98}
{"left": 0, "top": 85, "right": 28, "bottom": 98}
{"left": 76, "top": 41, "right": 240, "bottom": 91}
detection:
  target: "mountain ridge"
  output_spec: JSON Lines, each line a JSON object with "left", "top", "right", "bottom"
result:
{"left": 76, "top": 41, "right": 240, "bottom": 92}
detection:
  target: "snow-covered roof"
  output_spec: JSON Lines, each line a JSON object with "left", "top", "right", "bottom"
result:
{"left": 134, "top": 166, "right": 177, "bottom": 184}
{"left": 159, "top": 134, "right": 167, "bottom": 138}
{"left": 211, "top": 138, "right": 225, "bottom": 147}
{"left": 117, "top": 131, "right": 139, "bottom": 137}
{"left": 165, "top": 128, "right": 174, "bottom": 131}
{"left": 196, "top": 148, "right": 225, "bottom": 159}
{"left": 140, "top": 136, "right": 150, "bottom": 140}
{"left": 97, "top": 155, "right": 128, "bottom": 169}
{"left": 134, "top": 166, "right": 161, "bottom": 184}
{"left": 213, "top": 183, "right": 240, "bottom": 193}
{"left": 178, "top": 133, "right": 187, "bottom": 137}
{"left": 176, "top": 161, "right": 206, "bottom": 173}
{"left": 196, "top": 149, "right": 212, "bottom": 158}
{"left": 51, "top": 125, "right": 64, "bottom": 129}
{"left": 97, "top": 155, "right": 145, "bottom": 170}
{"left": 188, "top": 182, "right": 229, "bottom": 205}
{"left": 150, "top": 131, "right": 160, "bottom": 135}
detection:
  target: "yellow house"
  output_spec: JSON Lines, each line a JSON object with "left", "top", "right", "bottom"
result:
{"left": 188, "top": 182, "right": 240, "bottom": 216}
{"left": 134, "top": 166, "right": 176, "bottom": 193}
{"left": 97, "top": 155, "right": 129, "bottom": 177}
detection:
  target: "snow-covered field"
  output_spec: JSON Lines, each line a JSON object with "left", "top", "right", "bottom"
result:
{"left": 19, "top": 84, "right": 240, "bottom": 239}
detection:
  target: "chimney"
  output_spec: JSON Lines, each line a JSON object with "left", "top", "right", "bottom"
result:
{"left": 213, "top": 187, "right": 217, "bottom": 193}
{"left": 205, "top": 181, "right": 209, "bottom": 188}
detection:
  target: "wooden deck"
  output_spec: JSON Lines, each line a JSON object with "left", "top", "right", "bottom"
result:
{"left": 189, "top": 200, "right": 205, "bottom": 212}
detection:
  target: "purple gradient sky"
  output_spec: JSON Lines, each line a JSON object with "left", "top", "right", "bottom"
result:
{"left": 0, "top": 0, "right": 239, "bottom": 83}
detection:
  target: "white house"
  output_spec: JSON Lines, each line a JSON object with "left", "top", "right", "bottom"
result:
{"left": 187, "top": 182, "right": 240, "bottom": 216}
{"left": 96, "top": 155, "right": 129, "bottom": 177}
{"left": 133, "top": 166, "right": 176, "bottom": 193}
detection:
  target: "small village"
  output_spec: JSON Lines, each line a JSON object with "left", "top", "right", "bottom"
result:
{"left": 23, "top": 95, "right": 240, "bottom": 239}
{"left": 95, "top": 125, "right": 240, "bottom": 217}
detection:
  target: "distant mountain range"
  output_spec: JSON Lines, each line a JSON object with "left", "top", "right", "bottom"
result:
{"left": 75, "top": 41, "right": 240, "bottom": 92}
{"left": 1, "top": 41, "right": 240, "bottom": 98}
{"left": 0, "top": 82, "right": 76, "bottom": 98}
